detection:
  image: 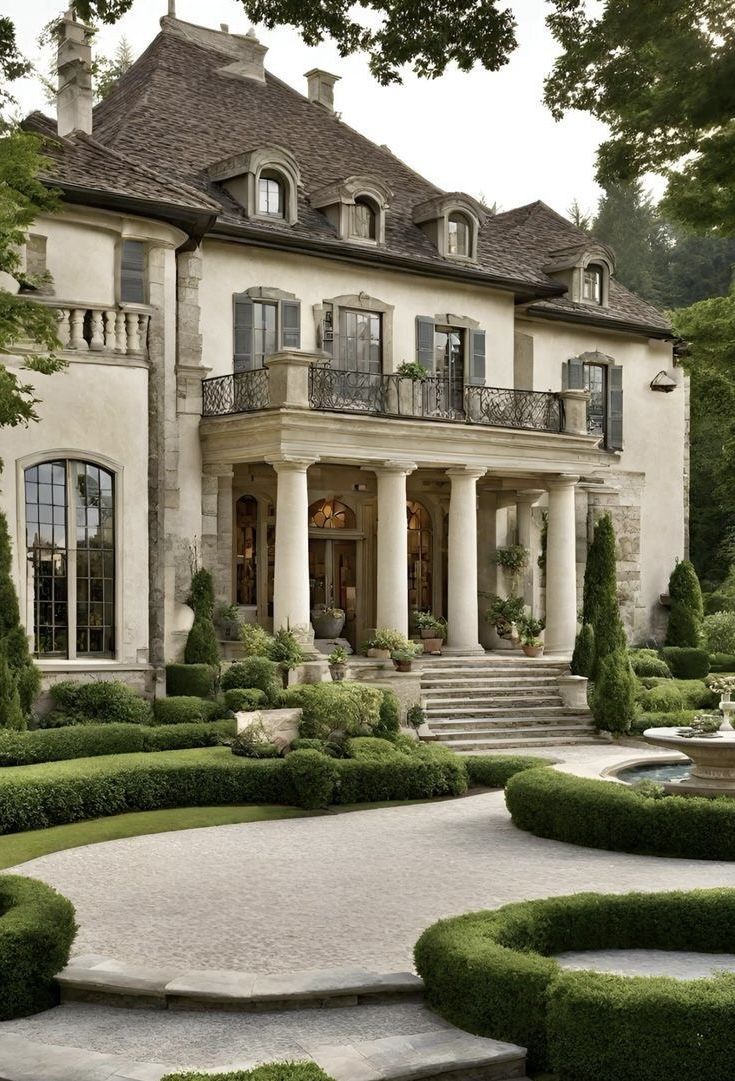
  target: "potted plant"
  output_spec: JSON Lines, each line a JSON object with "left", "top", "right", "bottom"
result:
{"left": 391, "top": 642, "right": 423, "bottom": 672}
{"left": 268, "top": 627, "right": 305, "bottom": 687}
{"left": 311, "top": 604, "right": 346, "bottom": 639}
{"left": 413, "top": 612, "right": 447, "bottom": 654}
{"left": 517, "top": 615, "right": 545, "bottom": 658}
{"left": 407, "top": 703, "right": 426, "bottom": 729}
{"left": 328, "top": 645, "right": 349, "bottom": 682}
{"left": 396, "top": 360, "right": 429, "bottom": 381}
{"left": 494, "top": 545, "right": 530, "bottom": 596}
{"left": 365, "top": 628, "right": 413, "bottom": 660}
{"left": 485, "top": 595, "right": 525, "bottom": 645}
{"left": 216, "top": 603, "right": 242, "bottom": 641}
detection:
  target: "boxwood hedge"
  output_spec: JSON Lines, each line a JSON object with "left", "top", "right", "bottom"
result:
{"left": 505, "top": 766, "right": 735, "bottom": 860}
{"left": 0, "top": 875, "right": 76, "bottom": 1019}
{"left": 162, "top": 1065, "right": 334, "bottom": 1081}
{"left": 414, "top": 888, "right": 735, "bottom": 1079}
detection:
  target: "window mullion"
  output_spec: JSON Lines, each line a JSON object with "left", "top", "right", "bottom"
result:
{"left": 67, "top": 463, "right": 78, "bottom": 660}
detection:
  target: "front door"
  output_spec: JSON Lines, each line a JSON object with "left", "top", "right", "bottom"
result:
{"left": 309, "top": 538, "right": 358, "bottom": 647}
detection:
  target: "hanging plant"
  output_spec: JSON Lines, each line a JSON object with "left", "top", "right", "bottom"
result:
{"left": 494, "top": 545, "right": 530, "bottom": 575}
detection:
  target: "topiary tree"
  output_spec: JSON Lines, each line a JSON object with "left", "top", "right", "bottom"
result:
{"left": 577, "top": 513, "right": 627, "bottom": 678}
{"left": 592, "top": 651, "right": 637, "bottom": 733}
{"left": 183, "top": 568, "right": 219, "bottom": 667}
{"left": 665, "top": 560, "right": 704, "bottom": 647}
{"left": 581, "top": 513, "right": 617, "bottom": 626}
{"left": 570, "top": 622, "right": 595, "bottom": 677}
{"left": 592, "top": 588, "right": 627, "bottom": 678}
{"left": 0, "top": 510, "right": 38, "bottom": 727}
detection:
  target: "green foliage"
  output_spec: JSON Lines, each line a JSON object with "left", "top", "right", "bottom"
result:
{"left": 230, "top": 727, "right": 280, "bottom": 760}
{"left": 47, "top": 680, "right": 151, "bottom": 725}
{"left": 592, "top": 651, "right": 636, "bottom": 733}
{"left": 582, "top": 514, "right": 615, "bottom": 625}
{"left": 638, "top": 683, "right": 684, "bottom": 714}
{"left": 222, "top": 688, "right": 267, "bottom": 713}
{"left": 283, "top": 682, "right": 383, "bottom": 740}
{"left": 709, "top": 653, "right": 735, "bottom": 673}
{"left": 666, "top": 604, "right": 702, "bottom": 649}
{"left": 485, "top": 594, "right": 525, "bottom": 635}
{"left": 0, "top": 511, "right": 38, "bottom": 727}
{"left": 665, "top": 561, "right": 704, "bottom": 648}
{"left": 629, "top": 710, "right": 697, "bottom": 735}
{"left": 221, "top": 658, "right": 282, "bottom": 705}
{"left": 374, "top": 689, "right": 400, "bottom": 739}
{"left": 0, "top": 874, "right": 76, "bottom": 1019}
{"left": 240, "top": 623, "right": 273, "bottom": 657}
{"left": 161, "top": 1062, "right": 335, "bottom": 1081}
{"left": 346, "top": 736, "right": 402, "bottom": 761}
{"left": 570, "top": 623, "right": 594, "bottom": 678}
{"left": 580, "top": 514, "right": 626, "bottom": 679}
{"left": 184, "top": 616, "right": 220, "bottom": 666}
{"left": 267, "top": 627, "right": 305, "bottom": 672}
{"left": 165, "top": 664, "right": 217, "bottom": 699}
{"left": 637, "top": 677, "right": 716, "bottom": 709}
{"left": 704, "top": 611, "right": 735, "bottom": 655}
{"left": 592, "top": 181, "right": 669, "bottom": 305}
{"left": 0, "top": 720, "right": 234, "bottom": 766}
{"left": 415, "top": 887, "right": 735, "bottom": 1078}
{"left": 406, "top": 704, "right": 425, "bottom": 729}
{"left": 283, "top": 749, "right": 339, "bottom": 809}
{"left": 189, "top": 569, "right": 215, "bottom": 619}
{"left": 463, "top": 755, "right": 552, "bottom": 789}
{"left": 661, "top": 647, "right": 710, "bottom": 680}
{"left": 628, "top": 649, "right": 672, "bottom": 678}
{"left": 334, "top": 751, "right": 468, "bottom": 803}
{"left": 152, "top": 697, "right": 223, "bottom": 726}
{"left": 368, "top": 628, "right": 414, "bottom": 652}
{"left": 505, "top": 767, "right": 735, "bottom": 860}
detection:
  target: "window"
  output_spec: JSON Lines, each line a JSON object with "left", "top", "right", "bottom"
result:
{"left": 258, "top": 171, "right": 284, "bottom": 217}
{"left": 120, "top": 240, "right": 146, "bottom": 304}
{"left": 350, "top": 197, "right": 377, "bottom": 240}
{"left": 407, "top": 501, "right": 433, "bottom": 613}
{"left": 582, "top": 264, "right": 603, "bottom": 304}
{"left": 234, "top": 300, "right": 278, "bottom": 372}
{"left": 447, "top": 213, "right": 471, "bottom": 257}
{"left": 434, "top": 325, "right": 465, "bottom": 413}
{"left": 236, "top": 496, "right": 258, "bottom": 606}
{"left": 308, "top": 498, "right": 357, "bottom": 529}
{"left": 25, "top": 460, "right": 115, "bottom": 658}
{"left": 340, "top": 309, "right": 382, "bottom": 374}
{"left": 584, "top": 362, "right": 607, "bottom": 436}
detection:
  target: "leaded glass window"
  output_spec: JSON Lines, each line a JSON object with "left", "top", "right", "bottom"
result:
{"left": 308, "top": 498, "right": 356, "bottom": 529}
{"left": 584, "top": 363, "right": 606, "bottom": 436}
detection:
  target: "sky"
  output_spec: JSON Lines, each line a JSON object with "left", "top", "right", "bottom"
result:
{"left": 8, "top": 0, "right": 614, "bottom": 220}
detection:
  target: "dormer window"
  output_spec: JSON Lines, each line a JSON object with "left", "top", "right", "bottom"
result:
{"left": 544, "top": 242, "right": 614, "bottom": 307}
{"left": 208, "top": 146, "right": 301, "bottom": 225}
{"left": 583, "top": 263, "right": 603, "bottom": 304}
{"left": 448, "top": 213, "right": 471, "bottom": 257}
{"left": 258, "top": 171, "right": 285, "bottom": 217}
{"left": 311, "top": 175, "right": 392, "bottom": 245}
{"left": 351, "top": 197, "right": 377, "bottom": 240}
{"left": 412, "top": 193, "right": 485, "bottom": 263}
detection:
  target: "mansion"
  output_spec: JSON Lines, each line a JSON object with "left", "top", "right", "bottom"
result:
{"left": 2, "top": 11, "right": 686, "bottom": 689}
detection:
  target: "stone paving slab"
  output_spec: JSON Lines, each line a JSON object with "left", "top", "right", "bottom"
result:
{"left": 556, "top": 947, "right": 735, "bottom": 980}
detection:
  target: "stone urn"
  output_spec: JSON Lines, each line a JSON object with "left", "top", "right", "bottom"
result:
{"left": 312, "top": 607, "right": 345, "bottom": 638}
{"left": 522, "top": 643, "right": 544, "bottom": 658}
{"left": 367, "top": 647, "right": 391, "bottom": 661}
{"left": 329, "top": 663, "right": 347, "bottom": 682}
{"left": 421, "top": 637, "right": 443, "bottom": 655}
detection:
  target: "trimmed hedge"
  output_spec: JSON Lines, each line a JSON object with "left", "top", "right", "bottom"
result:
{"left": 152, "top": 696, "right": 224, "bottom": 726}
{"left": 165, "top": 664, "right": 217, "bottom": 698}
{"left": 628, "top": 649, "right": 671, "bottom": 678}
{"left": 0, "top": 720, "right": 234, "bottom": 766}
{"left": 0, "top": 875, "right": 76, "bottom": 1019}
{"left": 44, "top": 680, "right": 152, "bottom": 726}
{"left": 282, "top": 682, "right": 383, "bottom": 739}
{"left": 629, "top": 710, "right": 697, "bottom": 735}
{"left": 505, "top": 767, "right": 735, "bottom": 860}
{"left": 223, "top": 688, "right": 267, "bottom": 713}
{"left": 162, "top": 1064, "right": 335, "bottom": 1081}
{"left": 414, "top": 888, "right": 735, "bottom": 1078}
{"left": 660, "top": 646, "right": 710, "bottom": 679}
{"left": 709, "top": 652, "right": 735, "bottom": 672}
{"left": 221, "top": 658, "right": 282, "bottom": 704}
{"left": 464, "top": 754, "right": 552, "bottom": 788}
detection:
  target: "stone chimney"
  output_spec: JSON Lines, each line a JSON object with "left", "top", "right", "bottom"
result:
{"left": 56, "top": 7, "right": 93, "bottom": 137}
{"left": 305, "top": 69, "right": 340, "bottom": 112}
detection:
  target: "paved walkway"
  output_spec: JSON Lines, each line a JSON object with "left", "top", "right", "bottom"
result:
{"left": 8, "top": 743, "right": 727, "bottom": 975}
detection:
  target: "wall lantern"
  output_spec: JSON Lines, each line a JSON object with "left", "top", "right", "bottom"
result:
{"left": 650, "top": 370, "right": 677, "bottom": 393}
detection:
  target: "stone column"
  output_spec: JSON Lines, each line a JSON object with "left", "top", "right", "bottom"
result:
{"left": 265, "top": 350, "right": 323, "bottom": 409}
{"left": 371, "top": 461, "right": 416, "bottom": 635}
{"left": 544, "top": 475, "right": 580, "bottom": 655}
{"left": 516, "top": 489, "right": 544, "bottom": 607}
{"left": 201, "top": 466, "right": 234, "bottom": 607}
{"left": 446, "top": 468, "right": 486, "bottom": 654}
{"left": 559, "top": 388, "right": 591, "bottom": 436}
{"left": 269, "top": 458, "right": 315, "bottom": 643}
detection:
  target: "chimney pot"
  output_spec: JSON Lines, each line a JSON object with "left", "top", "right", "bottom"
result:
{"left": 56, "top": 9, "right": 94, "bottom": 137}
{"left": 220, "top": 23, "right": 229, "bottom": 32}
{"left": 304, "top": 68, "right": 340, "bottom": 112}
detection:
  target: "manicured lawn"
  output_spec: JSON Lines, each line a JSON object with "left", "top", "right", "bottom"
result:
{"left": 0, "top": 745, "right": 234, "bottom": 781}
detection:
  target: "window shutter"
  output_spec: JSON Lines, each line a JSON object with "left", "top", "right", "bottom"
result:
{"left": 120, "top": 240, "right": 146, "bottom": 304}
{"left": 416, "top": 316, "right": 434, "bottom": 371}
{"left": 608, "top": 364, "right": 624, "bottom": 450}
{"left": 233, "top": 295, "right": 253, "bottom": 372}
{"left": 469, "top": 329, "right": 486, "bottom": 386}
{"left": 562, "top": 356, "right": 586, "bottom": 390}
{"left": 281, "top": 299, "right": 301, "bottom": 349}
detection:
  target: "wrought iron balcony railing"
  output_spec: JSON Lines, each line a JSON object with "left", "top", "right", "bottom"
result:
{"left": 200, "top": 365, "right": 564, "bottom": 434}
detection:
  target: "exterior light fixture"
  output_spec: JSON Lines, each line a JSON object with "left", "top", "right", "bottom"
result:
{"left": 650, "top": 370, "right": 677, "bottom": 393}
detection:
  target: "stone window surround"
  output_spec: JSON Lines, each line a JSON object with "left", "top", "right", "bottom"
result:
{"left": 544, "top": 243, "right": 614, "bottom": 309}
{"left": 309, "top": 174, "right": 393, "bottom": 247}
{"left": 577, "top": 254, "right": 612, "bottom": 308}
{"left": 412, "top": 193, "right": 486, "bottom": 264}
{"left": 314, "top": 292, "right": 395, "bottom": 370}
{"left": 208, "top": 146, "right": 302, "bottom": 226}
{"left": 234, "top": 286, "right": 300, "bottom": 362}
{"left": 15, "top": 447, "right": 125, "bottom": 667}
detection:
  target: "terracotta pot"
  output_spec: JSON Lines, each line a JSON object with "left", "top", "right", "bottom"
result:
{"left": 393, "top": 661, "right": 412, "bottom": 673}
{"left": 522, "top": 644, "right": 544, "bottom": 658}
{"left": 421, "top": 637, "right": 443, "bottom": 654}
{"left": 367, "top": 648, "right": 391, "bottom": 660}
{"left": 420, "top": 627, "right": 438, "bottom": 639}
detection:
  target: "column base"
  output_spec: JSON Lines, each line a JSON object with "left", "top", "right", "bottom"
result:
{"left": 442, "top": 644, "right": 487, "bottom": 656}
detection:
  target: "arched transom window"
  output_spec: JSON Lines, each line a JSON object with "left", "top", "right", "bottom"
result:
{"left": 25, "top": 460, "right": 115, "bottom": 658}
{"left": 308, "top": 498, "right": 356, "bottom": 529}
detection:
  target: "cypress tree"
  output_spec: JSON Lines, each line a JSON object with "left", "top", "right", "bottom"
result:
{"left": 592, "top": 651, "right": 637, "bottom": 733}
{"left": 582, "top": 514, "right": 617, "bottom": 625}
{"left": 665, "top": 560, "right": 703, "bottom": 647}
{"left": 570, "top": 622, "right": 595, "bottom": 677}
{"left": 184, "top": 568, "right": 220, "bottom": 666}
{"left": 0, "top": 510, "right": 37, "bottom": 726}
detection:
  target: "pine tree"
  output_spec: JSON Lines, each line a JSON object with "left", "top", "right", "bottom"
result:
{"left": 592, "top": 181, "right": 669, "bottom": 306}
{"left": 570, "top": 622, "right": 595, "bottom": 677}
{"left": 665, "top": 560, "right": 703, "bottom": 647}
{"left": 0, "top": 509, "right": 37, "bottom": 726}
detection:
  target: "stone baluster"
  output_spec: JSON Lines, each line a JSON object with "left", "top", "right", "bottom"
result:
{"left": 126, "top": 311, "right": 141, "bottom": 353}
{"left": 104, "top": 310, "right": 116, "bottom": 350}
{"left": 115, "top": 310, "right": 127, "bottom": 354}
{"left": 89, "top": 310, "right": 104, "bottom": 351}
{"left": 57, "top": 309, "right": 70, "bottom": 349}
{"left": 139, "top": 314, "right": 150, "bottom": 353}
{"left": 69, "top": 308, "right": 87, "bottom": 350}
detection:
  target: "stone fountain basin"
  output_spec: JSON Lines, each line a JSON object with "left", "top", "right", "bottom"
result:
{"left": 643, "top": 727, "right": 735, "bottom": 797}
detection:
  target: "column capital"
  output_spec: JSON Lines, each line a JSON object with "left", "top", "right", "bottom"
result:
{"left": 265, "top": 350, "right": 324, "bottom": 369}
{"left": 446, "top": 466, "right": 486, "bottom": 481}
{"left": 266, "top": 455, "right": 318, "bottom": 473}
{"left": 201, "top": 464, "right": 234, "bottom": 479}
{"left": 515, "top": 488, "right": 545, "bottom": 505}
{"left": 364, "top": 460, "right": 417, "bottom": 476}
{"left": 545, "top": 474, "right": 580, "bottom": 489}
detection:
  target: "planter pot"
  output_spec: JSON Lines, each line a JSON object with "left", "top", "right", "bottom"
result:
{"left": 367, "top": 648, "right": 391, "bottom": 660}
{"left": 222, "top": 621, "right": 241, "bottom": 641}
{"left": 312, "top": 612, "right": 346, "bottom": 638}
{"left": 393, "top": 661, "right": 412, "bottom": 673}
{"left": 420, "top": 628, "right": 438, "bottom": 640}
{"left": 422, "top": 637, "right": 443, "bottom": 654}
{"left": 522, "top": 644, "right": 544, "bottom": 658}
{"left": 329, "top": 664, "right": 347, "bottom": 682}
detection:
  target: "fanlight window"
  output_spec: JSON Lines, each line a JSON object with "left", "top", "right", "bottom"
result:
{"left": 308, "top": 498, "right": 356, "bottom": 529}
{"left": 447, "top": 212, "right": 471, "bottom": 256}
{"left": 258, "top": 171, "right": 284, "bottom": 217}
{"left": 350, "top": 197, "right": 377, "bottom": 240}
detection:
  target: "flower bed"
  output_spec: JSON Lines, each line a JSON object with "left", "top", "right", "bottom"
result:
{"left": 504, "top": 766, "right": 735, "bottom": 860}
{"left": 414, "top": 888, "right": 735, "bottom": 1079}
{"left": 163, "top": 1065, "right": 333, "bottom": 1081}
{"left": 0, "top": 875, "right": 76, "bottom": 1019}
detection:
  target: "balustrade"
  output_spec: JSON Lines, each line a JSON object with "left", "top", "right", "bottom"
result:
{"left": 52, "top": 303, "right": 152, "bottom": 357}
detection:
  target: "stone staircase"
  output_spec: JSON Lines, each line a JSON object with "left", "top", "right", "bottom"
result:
{"left": 420, "top": 654, "right": 598, "bottom": 750}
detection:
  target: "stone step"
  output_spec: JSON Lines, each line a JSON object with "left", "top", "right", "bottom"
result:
{"left": 57, "top": 956, "right": 424, "bottom": 1012}
{"left": 425, "top": 704, "right": 573, "bottom": 718}
{"left": 440, "top": 731, "right": 601, "bottom": 749}
{"left": 428, "top": 715, "right": 592, "bottom": 731}
{"left": 420, "top": 664, "right": 567, "bottom": 676}
{"left": 423, "top": 693, "right": 563, "bottom": 707}
{"left": 421, "top": 676, "right": 561, "bottom": 687}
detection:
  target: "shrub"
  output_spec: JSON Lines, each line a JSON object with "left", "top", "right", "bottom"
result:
{"left": 592, "top": 589, "right": 627, "bottom": 677}
{"left": 334, "top": 753, "right": 467, "bottom": 803}
{"left": 592, "top": 651, "right": 637, "bottom": 732}
{"left": 570, "top": 623, "right": 594, "bottom": 677}
{"left": 161, "top": 1063, "right": 335, "bottom": 1081}
{"left": 165, "top": 664, "right": 217, "bottom": 698}
{"left": 290, "top": 738, "right": 329, "bottom": 753}
{"left": 415, "top": 888, "right": 735, "bottom": 1078}
{"left": 184, "top": 615, "right": 220, "bottom": 666}
{"left": 267, "top": 628, "right": 305, "bottom": 677}
{"left": 0, "top": 875, "right": 76, "bottom": 1019}
{"left": 581, "top": 513, "right": 616, "bottom": 625}
{"left": 0, "top": 510, "right": 39, "bottom": 725}
{"left": 152, "top": 697, "right": 223, "bottom": 726}
{"left": 369, "top": 628, "right": 414, "bottom": 652}
{"left": 283, "top": 683, "right": 383, "bottom": 740}
{"left": 704, "top": 592, "right": 735, "bottom": 615}
{"left": 629, "top": 711, "right": 697, "bottom": 735}
{"left": 240, "top": 624, "right": 273, "bottom": 657}
{"left": 637, "top": 677, "right": 716, "bottom": 708}
{"left": 189, "top": 568, "right": 215, "bottom": 618}
{"left": 0, "top": 649, "right": 25, "bottom": 731}
{"left": 666, "top": 560, "right": 704, "bottom": 647}
{"left": 463, "top": 755, "right": 552, "bottom": 788}
{"left": 283, "top": 749, "right": 338, "bottom": 809}
{"left": 141, "top": 720, "right": 234, "bottom": 752}
{"left": 704, "top": 610, "right": 735, "bottom": 655}
{"left": 709, "top": 652, "right": 735, "bottom": 672}
{"left": 346, "top": 736, "right": 402, "bottom": 761}
{"left": 661, "top": 646, "right": 710, "bottom": 679}
{"left": 628, "top": 649, "right": 672, "bottom": 678}
{"left": 230, "top": 726, "right": 281, "bottom": 759}
{"left": 221, "top": 658, "right": 282, "bottom": 704}
{"left": 223, "top": 688, "right": 267, "bottom": 713}
{"left": 375, "top": 689, "right": 400, "bottom": 739}
{"left": 47, "top": 680, "right": 152, "bottom": 725}
{"left": 638, "top": 683, "right": 684, "bottom": 713}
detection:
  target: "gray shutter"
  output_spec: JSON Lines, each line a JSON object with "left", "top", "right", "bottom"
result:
{"left": 281, "top": 299, "right": 301, "bottom": 349}
{"left": 608, "top": 364, "right": 623, "bottom": 450}
{"left": 469, "top": 329, "right": 486, "bottom": 386}
{"left": 416, "top": 316, "right": 434, "bottom": 370}
{"left": 120, "top": 240, "right": 146, "bottom": 304}
{"left": 233, "top": 295, "right": 253, "bottom": 371}
{"left": 321, "top": 306, "right": 334, "bottom": 358}
{"left": 562, "top": 356, "right": 586, "bottom": 390}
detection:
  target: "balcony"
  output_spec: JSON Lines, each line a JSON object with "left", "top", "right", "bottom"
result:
{"left": 12, "top": 298, "right": 153, "bottom": 359}
{"left": 202, "top": 365, "right": 565, "bottom": 434}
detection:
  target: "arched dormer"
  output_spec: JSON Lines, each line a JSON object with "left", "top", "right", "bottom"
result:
{"left": 544, "top": 242, "right": 615, "bottom": 307}
{"left": 310, "top": 174, "right": 392, "bottom": 245}
{"left": 208, "top": 145, "right": 301, "bottom": 225}
{"left": 412, "top": 193, "right": 486, "bottom": 263}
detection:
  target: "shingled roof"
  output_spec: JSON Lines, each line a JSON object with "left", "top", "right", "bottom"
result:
{"left": 31, "top": 15, "right": 671, "bottom": 337}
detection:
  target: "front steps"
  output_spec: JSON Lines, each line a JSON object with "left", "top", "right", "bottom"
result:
{"left": 420, "top": 655, "right": 599, "bottom": 750}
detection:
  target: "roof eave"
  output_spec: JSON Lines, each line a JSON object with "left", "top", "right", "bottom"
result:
{"left": 522, "top": 302, "right": 673, "bottom": 340}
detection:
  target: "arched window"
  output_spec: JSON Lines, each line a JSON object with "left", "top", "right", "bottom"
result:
{"left": 308, "top": 498, "right": 356, "bottom": 529}
{"left": 582, "top": 263, "right": 604, "bottom": 304}
{"left": 447, "top": 212, "right": 471, "bottom": 256}
{"left": 407, "top": 500, "right": 433, "bottom": 612}
{"left": 258, "top": 170, "right": 285, "bottom": 217}
{"left": 350, "top": 197, "right": 377, "bottom": 240}
{"left": 25, "top": 459, "right": 115, "bottom": 657}
{"left": 235, "top": 496, "right": 258, "bottom": 606}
